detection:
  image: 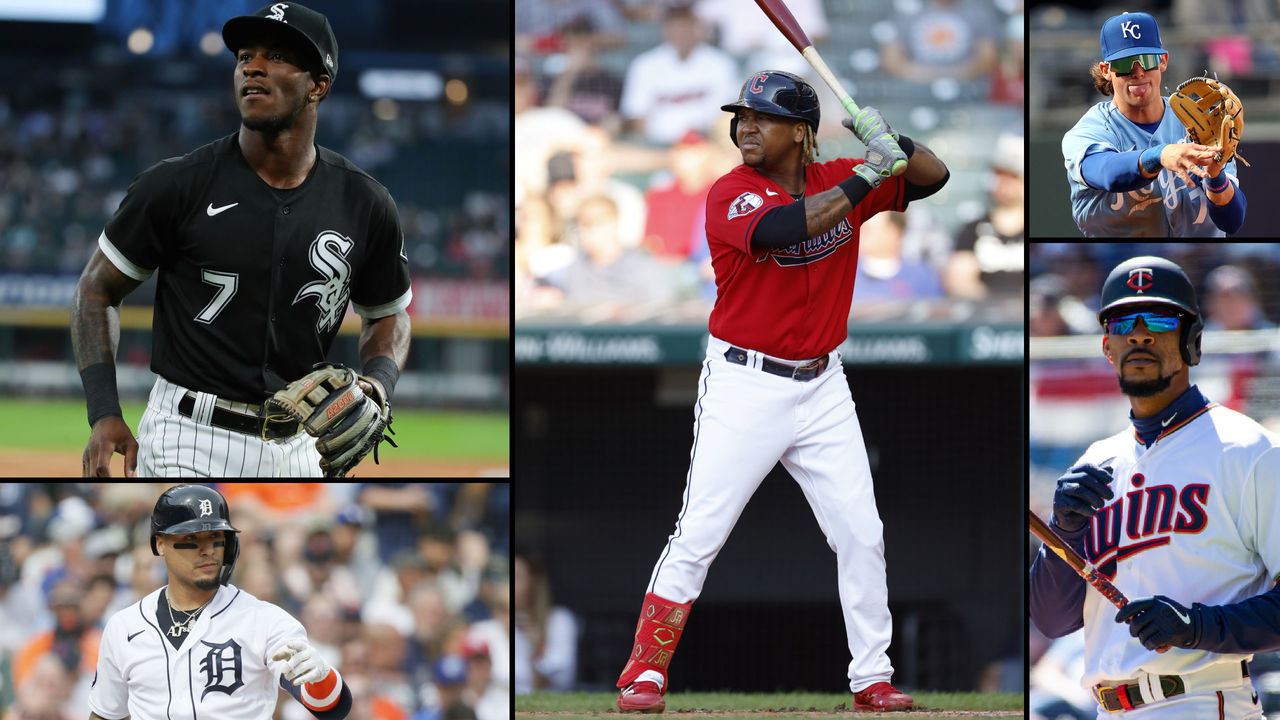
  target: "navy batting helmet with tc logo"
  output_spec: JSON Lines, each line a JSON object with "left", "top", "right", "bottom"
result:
{"left": 1098, "top": 256, "right": 1204, "bottom": 366}
{"left": 150, "top": 484, "right": 241, "bottom": 585}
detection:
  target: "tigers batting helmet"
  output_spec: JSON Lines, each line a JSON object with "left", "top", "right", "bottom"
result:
{"left": 150, "top": 484, "right": 241, "bottom": 586}
{"left": 1098, "top": 256, "right": 1204, "bottom": 366}
{"left": 721, "top": 70, "right": 820, "bottom": 147}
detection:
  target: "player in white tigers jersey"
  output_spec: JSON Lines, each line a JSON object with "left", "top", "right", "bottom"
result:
{"left": 88, "top": 484, "right": 352, "bottom": 720}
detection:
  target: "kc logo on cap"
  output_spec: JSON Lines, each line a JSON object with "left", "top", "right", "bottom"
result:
{"left": 1100, "top": 11, "right": 1164, "bottom": 62}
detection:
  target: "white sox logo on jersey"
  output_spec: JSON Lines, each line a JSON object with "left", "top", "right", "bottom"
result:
{"left": 767, "top": 219, "right": 855, "bottom": 267}
{"left": 294, "top": 231, "right": 354, "bottom": 334}
{"left": 1127, "top": 267, "right": 1154, "bottom": 292}
{"left": 198, "top": 639, "right": 244, "bottom": 699}
{"left": 1083, "top": 473, "right": 1210, "bottom": 580}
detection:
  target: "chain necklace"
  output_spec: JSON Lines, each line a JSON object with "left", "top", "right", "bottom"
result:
{"left": 165, "top": 590, "right": 211, "bottom": 638}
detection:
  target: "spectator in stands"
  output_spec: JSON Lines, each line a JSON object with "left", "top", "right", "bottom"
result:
{"left": 515, "top": 194, "right": 574, "bottom": 312}
{"left": 946, "top": 131, "right": 1024, "bottom": 300}
{"left": 513, "top": 549, "right": 577, "bottom": 694}
{"left": 642, "top": 130, "right": 721, "bottom": 262}
{"left": 461, "top": 639, "right": 506, "bottom": 720}
{"left": 1204, "top": 264, "right": 1274, "bottom": 331}
{"left": 418, "top": 655, "right": 475, "bottom": 720}
{"left": 879, "top": 0, "right": 999, "bottom": 83}
{"left": 694, "top": 0, "right": 829, "bottom": 77}
{"left": 1029, "top": 274, "right": 1073, "bottom": 338}
{"left": 542, "top": 129, "right": 649, "bottom": 252}
{"left": 620, "top": 2, "right": 739, "bottom": 145}
{"left": 6, "top": 652, "right": 76, "bottom": 720}
{"left": 559, "top": 195, "right": 678, "bottom": 307}
{"left": 541, "top": 16, "right": 626, "bottom": 132}
{"left": 851, "top": 212, "right": 943, "bottom": 305}
{"left": 515, "top": 0, "right": 626, "bottom": 55}
{"left": 13, "top": 581, "right": 100, "bottom": 689}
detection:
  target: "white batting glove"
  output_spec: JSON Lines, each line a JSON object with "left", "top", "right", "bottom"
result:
{"left": 272, "top": 639, "right": 332, "bottom": 686}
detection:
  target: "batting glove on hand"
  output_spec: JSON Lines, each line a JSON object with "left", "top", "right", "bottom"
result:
{"left": 273, "top": 639, "right": 332, "bottom": 686}
{"left": 1115, "top": 595, "right": 1202, "bottom": 650}
{"left": 1052, "top": 462, "right": 1114, "bottom": 533}
{"left": 843, "top": 107, "right": 900, "bottom": 144}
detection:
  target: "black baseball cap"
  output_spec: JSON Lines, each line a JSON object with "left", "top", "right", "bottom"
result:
{"left": 223, "top": 3, "right": 339, "bottom": 81}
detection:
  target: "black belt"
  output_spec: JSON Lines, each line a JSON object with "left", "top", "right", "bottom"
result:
{"left": 725, "top": 346, "right": 829, "bottom": 382}
{"left": 177, "top": 392, "right": 300, "bottom": 440}
{"left": 1095, "top": 660, "right": 1248, "bottom": 712}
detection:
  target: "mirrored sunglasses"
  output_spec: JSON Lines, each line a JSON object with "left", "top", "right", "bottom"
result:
{"left": 1105, "top": 311, "right": 1181, "bottom": 335}
{"left": 1108, "top": 54, "right": 1161, "bottom": 76}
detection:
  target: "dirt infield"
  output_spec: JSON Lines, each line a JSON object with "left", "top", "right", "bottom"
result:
{"left": 2, "top": 448, "right": 508, "bottom": 478}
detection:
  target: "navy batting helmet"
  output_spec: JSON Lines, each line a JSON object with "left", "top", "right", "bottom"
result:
{"left": 150, "top": 484, "right": 240, "bottom": 586}
{"left": 720, "top": 70, "right": 820, "bottom": 147}
{"left": 1098, "top": 256, "right": 1204, "bottom": 366}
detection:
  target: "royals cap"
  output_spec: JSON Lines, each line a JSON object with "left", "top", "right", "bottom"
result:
{"left": 223, "top": 2, "right": 338, "bottom": 81}
{"left": 1100, "top": 12, "right": 1164, "bottom": 62}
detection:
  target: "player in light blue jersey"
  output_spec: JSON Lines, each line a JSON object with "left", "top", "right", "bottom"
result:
{"left": 1062, "top": 12, "right": 1247, "bottom": 237}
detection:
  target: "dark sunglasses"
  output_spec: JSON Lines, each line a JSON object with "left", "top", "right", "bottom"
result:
{"left": 1108, "top": 54, "right": 1161, "bottom": 76}
{"left": 1105, "top": 311, "right": 1181, "bottom": 335}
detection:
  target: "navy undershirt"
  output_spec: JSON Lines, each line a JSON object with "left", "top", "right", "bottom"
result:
{"left": 1131, "top": 384, "right": 1210, "bottom": 447}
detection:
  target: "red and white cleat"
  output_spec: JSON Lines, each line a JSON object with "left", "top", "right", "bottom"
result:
{"left": 852, "top": 682, "right": 914, "bottom": 711}
{"left": 617, "top": 681, "right": 666, "bottom": 713}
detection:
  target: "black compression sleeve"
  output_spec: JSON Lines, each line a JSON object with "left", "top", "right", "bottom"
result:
{"left": 904, "top": 169, "right": 949, "bottom": 203}
{"left": 750, "top": 200, "right": 809, "bottom": 250}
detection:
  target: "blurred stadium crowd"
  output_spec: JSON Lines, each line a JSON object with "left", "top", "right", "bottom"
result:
{"left": 0, "top": 483, "right": 510, "bottom": 720}
{"left": 1029, "top": 243, "right": 1280, "bottom": 718}
{"left": 515, "top": 0, "right": 1024, "bottom": 321}
{"left": 0, "top": 88, "right": 507, "bottom": 282}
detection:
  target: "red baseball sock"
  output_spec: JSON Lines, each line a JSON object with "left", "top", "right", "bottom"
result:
{"left": 616, "top": 592, "right": 693, "bottom": 693}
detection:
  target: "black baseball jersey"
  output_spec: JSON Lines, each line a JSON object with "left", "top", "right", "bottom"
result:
{"left": 99, "top": 132, "right": 412, "bottom": 403}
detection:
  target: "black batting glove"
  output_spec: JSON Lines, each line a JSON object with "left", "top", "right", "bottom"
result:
{"left": 1052, "top": 462, "right": 1114, "bottom": 533}
{"left": 1115, "top": 595, "right": 1202, "bottom": 650}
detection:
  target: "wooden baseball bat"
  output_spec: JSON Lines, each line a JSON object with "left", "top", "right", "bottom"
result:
{"left": 1029, "top": 509, "right": 1169, "bottom": 652}
{"left": 753, "top": 0, "right": 907, "bottom": 176}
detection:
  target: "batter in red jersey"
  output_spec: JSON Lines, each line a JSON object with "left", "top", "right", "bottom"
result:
{"left": 614, "top": 70, "right": 950, "bottom": 713}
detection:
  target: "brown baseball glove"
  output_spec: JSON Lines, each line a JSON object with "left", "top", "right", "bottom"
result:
{"left": 1169, "top": 76, "right": 1250, "bottom": 169}
{"left": 265, "top": 363, "right": 396, "bottom": 477}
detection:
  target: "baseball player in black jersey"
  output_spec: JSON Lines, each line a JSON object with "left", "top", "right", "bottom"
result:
{"left": 71, "top": 3, "right": 412, "bottom": 477}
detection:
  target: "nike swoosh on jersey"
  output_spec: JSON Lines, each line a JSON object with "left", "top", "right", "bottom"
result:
{"left": 765, "top": 189, "right": 779, "bottom": 196}
{"left": 207, "top": 202, "right": 239, "bottom": 216}
{"left": 1161, "top": 412, "right": 1178, "bottom": 427}
{"left": 128, "top": 630, "right": 145, "bottom": 642}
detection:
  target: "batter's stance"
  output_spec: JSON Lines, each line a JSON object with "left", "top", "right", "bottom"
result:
{"left": 89, "top": 484, "right": 353, "bottom": 720}
{"left": 614, "top": 71, "right": 949, "bottom": 713}
{"left": 1030, "top": 256, "right": 1280, "bottom": 718}
{"left": 72, "top": 3, "right": 411, "bottom": 477}
{"left": 1062, "top": 12, "right": 1246, "bottom": 237}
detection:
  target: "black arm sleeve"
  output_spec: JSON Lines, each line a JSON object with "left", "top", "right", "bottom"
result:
{"left": 749, "top": 200, "right": 809, "bottom": 251}
{"left": 1028, "top": 524, "right": 1089, "bottom": 638}
{"left": 903, "top": 169, "right": 949, "bottom": 203}
{"left": 1194, "top": 582, "right": 1280, "bottom": 653}
{"left": 280, "top": 675, "right": 353, "bottom": 720}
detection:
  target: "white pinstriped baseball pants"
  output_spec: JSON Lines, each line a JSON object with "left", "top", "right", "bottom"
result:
{"left": 137, "top": 375, "right": 323, "bottom": 477}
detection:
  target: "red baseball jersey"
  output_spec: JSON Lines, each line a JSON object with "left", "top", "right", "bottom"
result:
{"left": 705, "top": 159, "right": 907, "bottom": 360}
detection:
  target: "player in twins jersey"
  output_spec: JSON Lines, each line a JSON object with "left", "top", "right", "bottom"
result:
{"left": 1030, "top": 256, "right": 1280, "bottom": 719}
{"left": 613, "top": 70, "right": 949, "bottom": 713}
{"left": 89, "top": 485, "right": 352, "bottom": 720}
{"left": 1062, "top": 12, "right": 1246, "bottom": 237}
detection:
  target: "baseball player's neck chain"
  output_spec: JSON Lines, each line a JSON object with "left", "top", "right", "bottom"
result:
{"left": 165, "top": 590, "right": 211, "bottom": 638}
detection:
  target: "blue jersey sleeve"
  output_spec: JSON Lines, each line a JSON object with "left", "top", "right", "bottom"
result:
{"left": 1080, "top": 150, "right": 1152, "bottom": 193}
{"left": 1195, "top": 582, "right": 1280, "bottom": 653}
{"left": 1029, "top": 523, "right": 1089, "bottom": 638}
{"left": 1206, "top": 180, "right": 1247, "bottom": 234}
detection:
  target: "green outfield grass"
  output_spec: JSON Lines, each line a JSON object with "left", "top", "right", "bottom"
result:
{"left": 516, "top": 691, "right": 1022, "bottom": 718}
{"left": 0, "top": 398, "right": 508, "bottom": 460}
